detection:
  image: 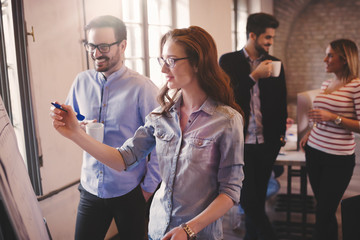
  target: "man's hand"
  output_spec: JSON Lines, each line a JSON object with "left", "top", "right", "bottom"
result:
{"left": 141, "top": 188, "right": 153, "bottom": 202}
{"left": 250, "top": 60, "right": 273, "bottom": 81}
{"left": 80, "top": 119, "right": 97, "bottom": 131}
{"left": 50, "top": 103, "right": 82, "bottom": 139}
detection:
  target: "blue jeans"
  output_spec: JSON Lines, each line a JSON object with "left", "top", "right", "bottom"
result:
{"left": 266, "top": 172, "right": 280, "bottom": 199}
{"left": 75, "top": 184, "right": 146, "bottom": 240}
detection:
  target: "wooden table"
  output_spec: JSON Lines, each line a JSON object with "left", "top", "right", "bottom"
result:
{"left": 273, "top": 150, "right": 315, "bottom": 240}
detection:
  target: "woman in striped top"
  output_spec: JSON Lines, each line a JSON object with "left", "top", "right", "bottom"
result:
{"left": 300, "top": 39, "right": 359, "bottom": 240}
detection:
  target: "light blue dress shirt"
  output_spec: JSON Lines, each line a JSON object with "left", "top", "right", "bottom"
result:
{"left": 66, "top": 65, "right": 161, "bottom": 198}
{"left": 119, "top": 96, "right": 244, "bottom": 240}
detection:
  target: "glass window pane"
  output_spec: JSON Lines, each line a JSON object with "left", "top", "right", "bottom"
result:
{"left": 125, "top": 59, "right": 145, "bottom": 75}
{"left": 147, "top": 0, "right": 172, "bottom": 25}
{"left": 232, "top": 0, "right": 247, "bottom": 51}
{"left": 122, "top": 0, "right": 142, "bottom": 23}
{"left": 148, "top": 25, "right": 171, "bottom": 58}
{"left": 236, "top": 9, "right": 247, "bottom": 50}
{"left": 149, "top": 57, "right": 166, "bottom": 88}
{"left": 2, "top": 0, "right": 27, "bottom": 165}
{"left": 126, "top": 24, "right": 144, "bottom": 58}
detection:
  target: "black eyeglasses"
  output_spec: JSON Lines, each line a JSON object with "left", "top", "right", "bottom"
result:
{"left": 157, "top": 57, "right": 190, "bottom": 68}
{"left": 84, "top": 41, "right": 120, "bottom": 53}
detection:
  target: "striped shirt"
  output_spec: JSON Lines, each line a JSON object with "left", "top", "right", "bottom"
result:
{"left": 307, "top": 78, "right": 360, "bottom": 155}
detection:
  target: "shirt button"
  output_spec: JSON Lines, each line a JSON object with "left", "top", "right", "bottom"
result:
{"left": 103, "top": 104, "right": 106, "bottom": 107}
{"left": 100, "top": 171, "right": 103, "bottom": 174}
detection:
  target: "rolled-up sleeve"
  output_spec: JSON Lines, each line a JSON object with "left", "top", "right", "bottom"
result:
{"left": 118, "top": 119, "right": 156, "bottom": 171}
{"left": 217, "top": 112, "right": 244, "bottom": 203}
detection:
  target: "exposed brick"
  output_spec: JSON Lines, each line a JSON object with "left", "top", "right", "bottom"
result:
{"left": 273, "top": 0, "right": 360, "bottom": 119}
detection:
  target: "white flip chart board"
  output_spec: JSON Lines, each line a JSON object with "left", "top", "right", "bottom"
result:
{"left": 0, "top": 96, "right": 49, "bottom": 240}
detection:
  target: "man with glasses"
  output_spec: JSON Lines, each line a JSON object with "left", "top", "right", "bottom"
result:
{"left": 220, "top": 13, "right": 287, "bottom": 240}
{"left": 65, "top": 15, "right": 160, "bottom": 240}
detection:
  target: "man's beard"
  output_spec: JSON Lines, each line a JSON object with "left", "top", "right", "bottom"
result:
{"left": 254, "top": 40, "right": 270, "bottom": 56}
{"left": 92, "top": 55, "right": 118, "bottom": 73}
{"left": 91, "top": 48, "right": 120, "bottom": 73}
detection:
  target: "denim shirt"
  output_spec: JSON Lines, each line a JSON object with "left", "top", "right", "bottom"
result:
{"left": 119, "top": 96, "right": 244, "bottom": 240}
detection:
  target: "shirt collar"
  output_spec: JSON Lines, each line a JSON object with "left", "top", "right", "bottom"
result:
{"left": 97, "top": 65, "right": 127, "bottom": 83}
{"left": 243, "top": 48, "right": 265, "bottom": 62}
{"left": 199, "top": 97, "right": 217, "bottom": 115}
{"left": 170, "top": 93, "right": 217, "bottom": 116}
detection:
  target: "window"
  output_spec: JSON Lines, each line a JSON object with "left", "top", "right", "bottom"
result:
{"left": 232, "top": 0, "right": 248, "bottom": 51}
{"left": 0, "top": 0, "right": 42, "bottom": 195}
{"left": 1, "top": 0, "right": 25, "bottom": 162}
{"left": 122, "top": 0, "right": 174, "bottom": 88}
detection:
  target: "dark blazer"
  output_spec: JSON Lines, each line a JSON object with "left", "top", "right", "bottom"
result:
{"left": 219, "top": 49, "right": 287, "bottom": 145}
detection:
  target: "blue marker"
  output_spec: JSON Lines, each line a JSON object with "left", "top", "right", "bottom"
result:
{"left": 51, "top": 102, "right": 85, "bottom": 121}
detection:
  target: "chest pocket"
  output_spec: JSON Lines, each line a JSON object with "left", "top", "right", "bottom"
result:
{"left": 190, "top": 137, "right": 212, "bottom": 148}
{"left": 154, "top": 129, "right": 174, "bottom": 157}
{"left": 189, "top": 137, "right": 214, "bottom": 162}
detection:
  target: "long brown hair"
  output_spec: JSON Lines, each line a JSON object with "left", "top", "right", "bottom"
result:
{"left": 330, "top": 39, "right": 359, "bottom": 83}
{"left": 156, "top": 26, "right": 243, "bottom": 117}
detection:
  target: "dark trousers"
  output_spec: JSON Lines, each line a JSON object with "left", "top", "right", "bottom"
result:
{"left": 75, "top": 184, "right": 146, "bottom": 240}
{"left": 241, "top": 143, "right": 280, "bottom": 240}
{"left": 305, "top": 146, "right": 355, "bottom": 240}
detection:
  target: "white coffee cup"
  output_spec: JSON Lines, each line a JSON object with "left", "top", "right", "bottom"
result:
{"left": 85, "top": 122, "right": 104, "bottom": 142}
{"left": 271, "top": 61, "right": 281, "bottom": 77}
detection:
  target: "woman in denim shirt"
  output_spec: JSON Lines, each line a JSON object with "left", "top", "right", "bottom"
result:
{"left": 51, "top": 26, "right": 244, "bottom": 240}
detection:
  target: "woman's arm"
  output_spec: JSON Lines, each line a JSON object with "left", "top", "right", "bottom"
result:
{"left": 300, "top": 129, "right": 311, "bottom": 150}
{"left": 50, "top": 103, "right": 126, "bottom": 171}
{"left": 162, "top": 193, "right": 234, "bottom": 240}
{"left": 309, "top": 109, "right": 360, "bottom": 133}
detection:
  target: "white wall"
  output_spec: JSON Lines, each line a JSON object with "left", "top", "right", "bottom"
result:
{"left": 189, "top": 0, "right": 233, "bottom": 57}
{"left": 248, "top": 0, "right": 273, "bottom": 14}
{"left": 23, "top": 0, "right": 87, "bottom": 238}
{"left": 24, "top": 0, "right": 85, "bottom": 193}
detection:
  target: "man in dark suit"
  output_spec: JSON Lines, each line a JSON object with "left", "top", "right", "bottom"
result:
{"left": 220, "top": 12, "right": 287, "bottom": 240}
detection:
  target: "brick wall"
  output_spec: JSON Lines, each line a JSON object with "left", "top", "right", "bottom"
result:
{"left": 273, "top": 0, "right": 360, "bottom": 119}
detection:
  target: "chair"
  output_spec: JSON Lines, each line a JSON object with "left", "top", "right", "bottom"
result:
{"left": 341, "top": 195, "right": 360, "bottom": 240}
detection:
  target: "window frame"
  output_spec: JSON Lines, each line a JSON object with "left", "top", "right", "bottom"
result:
{"left": 122, "top": 0, "right": 176, "bottom": 87}
{"left": 232, "top": 0, "right": 248, "bottom": 51}
{"left": 0, "top": 0, "right": 42, "bottom": 195}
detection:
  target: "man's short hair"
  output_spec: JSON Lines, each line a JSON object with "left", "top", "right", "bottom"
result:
{"left": 246, "top": 12, "right": 279, "bottom": 39}
{"left": 85, "top": 15, "right": 127, "bottom": 42}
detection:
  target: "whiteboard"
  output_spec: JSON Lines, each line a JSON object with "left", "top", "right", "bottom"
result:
{"left": 0, "top": 96, "right": 49, "bottom": 239}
